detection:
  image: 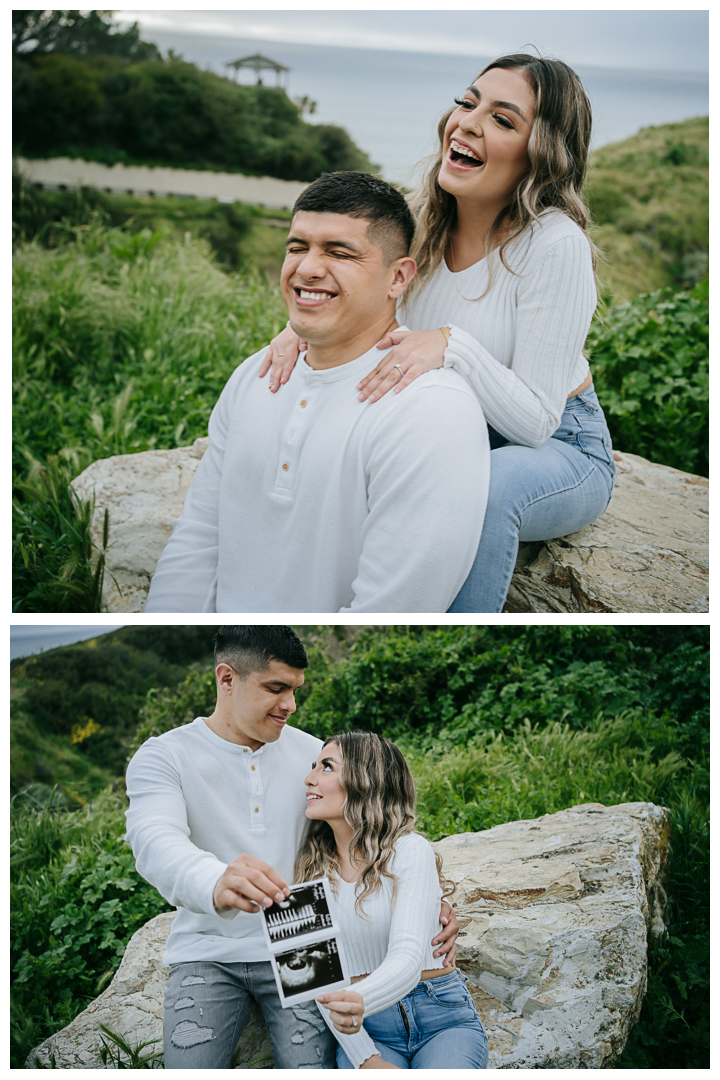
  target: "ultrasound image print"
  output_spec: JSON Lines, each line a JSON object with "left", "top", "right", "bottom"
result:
{"left": 264, "top": 881, "right": 333, "bottom": 943}
{"left": 275, "top": 937, "right": 344, "bottom": 997}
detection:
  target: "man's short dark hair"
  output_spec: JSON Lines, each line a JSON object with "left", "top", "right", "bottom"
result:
{"left": 214, "top": 626, "right": 308, "bottom": 679}
{"left": 292, "top": 171, "right": 415, "bottom": 264}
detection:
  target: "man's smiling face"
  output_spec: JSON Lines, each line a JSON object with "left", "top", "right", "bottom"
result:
{"left": 218, "top": 659, "right": 305, "bottom": 750}
{"left": 281, "top": 211, "right": 404, "bottom": 350}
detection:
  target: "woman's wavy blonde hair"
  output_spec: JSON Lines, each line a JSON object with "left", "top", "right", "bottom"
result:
{"left": 293, "top": 731, "right": 455, "bottom": 914}
{"left": 406, "top": 53, "right": 595, "bottom": 299}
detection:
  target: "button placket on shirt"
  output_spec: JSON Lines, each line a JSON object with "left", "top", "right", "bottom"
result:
{"left": 247, "top": 747, "right": 264, "bottom": 828}
{"left": 273, "top": 374, "right": 318, "bottom": 495}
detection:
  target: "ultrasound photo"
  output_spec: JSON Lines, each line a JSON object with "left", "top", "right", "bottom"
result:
{"left": 263, "top": 881, "right": 333, "bottom": 944}
{"left": 275, "top": 937, "right": 345, "bottom": 1000}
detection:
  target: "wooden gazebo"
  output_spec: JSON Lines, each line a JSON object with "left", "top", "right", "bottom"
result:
{"left": 226, "top": 53, "right": 290, "bottom": 88}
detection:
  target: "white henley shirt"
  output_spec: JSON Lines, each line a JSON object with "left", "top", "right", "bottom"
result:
{"left": 124, "top": 718, "right": 323, "bottom": 964}
{"left": 144, "top": 334, "right": 489, "bottom": 614}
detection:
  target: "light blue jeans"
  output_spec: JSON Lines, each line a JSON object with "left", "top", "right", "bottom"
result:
{"left": 336, "top": 970, "right": 488, "bottom": 1069}
{"left": 162, "top": 960, "right": 336, "bottom": 1069}
{"left": 449, "top": 385, "right": 616, "bottom": 613}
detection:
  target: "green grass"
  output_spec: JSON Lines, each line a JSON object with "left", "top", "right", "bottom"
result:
{"left": 12, "top": 223, "right": 287, "bottom": 610}
{"left": 13, "top": 174, "right": 292, "bottom": 274}
{"left": 587, "top": 116, "right": 708, "bottom": 303}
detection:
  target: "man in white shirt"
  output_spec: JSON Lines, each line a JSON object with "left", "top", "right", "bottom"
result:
{"left": 125, "top": 625, "right": 457, "bottom": 1069}
{"left": 144, "top": 171, "right": 490, "bottom": 613}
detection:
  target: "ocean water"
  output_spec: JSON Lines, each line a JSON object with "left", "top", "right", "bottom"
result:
{"left": 142, "top": 31, "right": 709, "bottom": 184}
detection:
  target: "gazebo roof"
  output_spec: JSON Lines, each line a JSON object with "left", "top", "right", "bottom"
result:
{"left": 226, "top": 53, "right": 290, "bottom": 73}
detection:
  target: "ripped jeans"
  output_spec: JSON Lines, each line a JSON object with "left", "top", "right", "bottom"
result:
{"left": 162, "top": 960, "right": 336, "bottom": 1069}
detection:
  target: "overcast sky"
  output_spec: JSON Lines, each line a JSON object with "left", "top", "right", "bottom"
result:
{"left": 117, "top": 8, "right": 709, "bottom": 73}
{"left": 10, "top": 625, "right": 125, "bottom": 660}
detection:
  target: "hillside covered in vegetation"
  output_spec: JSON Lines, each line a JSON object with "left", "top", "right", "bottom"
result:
{"left": 10, "top": 625, "right": 708, "bottom": 1068}
{"left": 12, "top": 10, "right": 375, "bottom": 180}
{"left": 586, "top": 116, "right": 708, "bottom": 302}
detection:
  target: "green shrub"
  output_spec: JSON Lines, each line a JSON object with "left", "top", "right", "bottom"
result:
{"left": 10, "top": 789, "right": 171, "bottom": 1067}
{"left": 13, "top": 51, "right": 375, "bottom": 180}
{"left": 12, "top": 174, "right": 264, "bottom": 272}
{"left": 588, "top": 281, "right": 708, "bottom": 475}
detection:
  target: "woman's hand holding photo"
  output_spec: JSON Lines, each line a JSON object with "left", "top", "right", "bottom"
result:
{"left": 316, "top": 988, "right": 365, "bottom": 1033}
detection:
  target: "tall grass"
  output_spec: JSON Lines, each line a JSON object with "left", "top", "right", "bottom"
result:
{"left": 407, "top": 711, "right": 686, "bottom": 838}
{"left": 13, "top": 224, "right": 287, "bottom": 610}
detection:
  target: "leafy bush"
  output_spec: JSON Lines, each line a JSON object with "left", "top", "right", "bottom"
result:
{"left": 12, "top": 174, "right": 266, "bottom": 272}
{"left": 10, "top": 789, "right": 171, "bottom": 1067}
{"left": 589, "top": 281, "right": 708, "bottom": 475}
{"left": 13, "top": 51, "right": 375, "bottom": 181}
{"left": 285, "top": 624, "right": 709, "bottom": 747}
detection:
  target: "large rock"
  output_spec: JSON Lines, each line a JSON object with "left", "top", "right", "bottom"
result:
{"left": 71, "top": 443, "right": 708, "bottom": 613}
{"left": 505, "top": 452, "right": 708, "bottom": 613}
{"left": 436, "top": 801, "right": 669, "bottom": 1068}
{"left": 28, "top": 801, "right": 668, "bottom": 1069}
{"left": 71, "top": 437, "right": 209, "bottom": 613}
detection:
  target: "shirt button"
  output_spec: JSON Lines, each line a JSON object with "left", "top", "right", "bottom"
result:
{"left": 282, "top": 462, "right": 289, "bottom": 471}
{"left": 300, "top": 399, "right": 307, "bottom": 408}
{"left": 251, "top": 765, "right": 256, "bottom": 771}
{"left": 254, "top": 807, "right": 260, "bottom": 813}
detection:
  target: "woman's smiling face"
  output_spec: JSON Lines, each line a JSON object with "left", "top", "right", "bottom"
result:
{"left": 304, "top": 741, "right": 346, "bottom": 824}
{"left": 438, "top": 66, "right": 536, "bottom": 211}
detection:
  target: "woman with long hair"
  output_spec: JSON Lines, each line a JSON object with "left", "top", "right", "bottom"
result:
{"left": 260, "top": 54, "right": 615, "bottom": 613}
{"left": 295, "top": 731, "right": 488, "bottom": 1070}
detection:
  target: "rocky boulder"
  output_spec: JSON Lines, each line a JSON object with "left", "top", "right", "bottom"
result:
{"left": 28, "top": 801, "right": 668, "bottom": 1069}
{"left": 71, "top": 443, "right": 708, "bottom": 613}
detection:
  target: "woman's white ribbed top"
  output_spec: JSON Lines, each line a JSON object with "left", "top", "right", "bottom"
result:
{"left": 399, "top": 210, "right": 596, "bottom": 447}
{"left": 316, "top": 831, "right": 443, "bottom": 1068}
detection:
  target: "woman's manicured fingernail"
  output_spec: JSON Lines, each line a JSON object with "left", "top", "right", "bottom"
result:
{"left": 369, "top": 396, "right": 376, "bottom": 402}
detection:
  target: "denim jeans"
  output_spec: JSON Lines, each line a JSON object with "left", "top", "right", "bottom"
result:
{"left": 336, "top": 971, "right": 489, "bottom": 1070}
{"left": 162, "top": 960, "right": 336, "bottom": 1069}
{"left": 449, "top": 385, "right": 616, "bottom": 613}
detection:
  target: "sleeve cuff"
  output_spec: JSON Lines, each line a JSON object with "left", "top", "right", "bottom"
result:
{"left": 208, "top": 864, "right": 240, "bottom": 920}
{"left": 315, "top": 1001, "right": 378, "bottom": 1069}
